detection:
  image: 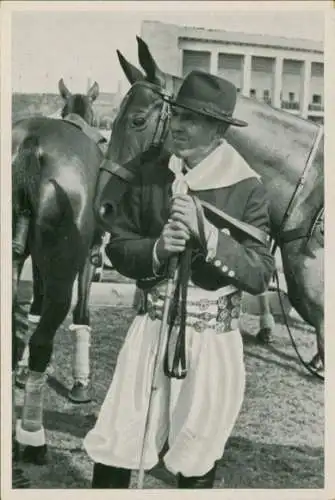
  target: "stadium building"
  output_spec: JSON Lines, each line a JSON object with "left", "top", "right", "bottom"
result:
{"left": 140, "top": 21, "right": 324, "bottom": 124}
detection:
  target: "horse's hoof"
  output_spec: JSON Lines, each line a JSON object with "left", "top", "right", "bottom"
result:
{"left": 256, "top": 327, "right": 274, "bottom": 344}
{"left": 68, "top": 382, "right": 92, "bottom": 404}
{"left": 308, "top": 353, "right": 324, "bottom": 373}
{"left": 22, "top": 444, "right": 48, "bottom": 465}
{"left": 12, "top": 464, "right": 30, "bottom": 488}
{"left": 15, "top": 366, "right": 29, "bottom": 389}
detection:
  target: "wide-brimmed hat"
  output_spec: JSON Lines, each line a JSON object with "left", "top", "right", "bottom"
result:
{"left": 171, "top": 70, "right": 248, "bottom": 127}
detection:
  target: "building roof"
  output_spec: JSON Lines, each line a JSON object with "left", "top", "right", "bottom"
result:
{"left": 143, "top": 21, "right": 323, "bottom": 54}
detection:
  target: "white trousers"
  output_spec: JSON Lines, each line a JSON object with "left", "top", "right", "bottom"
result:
{"left": 84, "top": 313, "right": 245, "bottom": 477}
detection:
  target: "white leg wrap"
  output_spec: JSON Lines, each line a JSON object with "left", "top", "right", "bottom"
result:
{"left": 28, "top": 313, "right": 41, "bottom": 324}
{"left": 21, "top": 371, "right": 47, "bottom": 433}
{"left": 69, "top": 324, "right": 91, "bottom": 386}
{"left": 17, "top": 345, "right": 30, "bottom": 367}
{"left": 16, "top": 419, "right": 46, "bottom": 446}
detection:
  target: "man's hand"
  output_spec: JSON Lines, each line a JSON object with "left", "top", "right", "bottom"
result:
{"left": 171, "top": 194, "right": 205, "bottom": 240}
{"left": 170, "top": 194, "right": 217, "bottom": 251}
{"left": 155, "top": 219, "right": 190, "bottom": 262}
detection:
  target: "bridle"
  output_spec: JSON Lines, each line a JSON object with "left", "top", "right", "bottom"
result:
{"left": 98, "top": 81, "right": 172, "bottom": 186}
{"left": 272, "top": 124, "right": 324, "bottom": 253}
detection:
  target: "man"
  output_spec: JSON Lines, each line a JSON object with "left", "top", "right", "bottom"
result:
{"left": 84, "top": 71, "right": 275, "bottom": 488}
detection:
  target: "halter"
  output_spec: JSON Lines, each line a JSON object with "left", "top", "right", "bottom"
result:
{"left": 99, "top": 81, "right": 172, "bottom": 185}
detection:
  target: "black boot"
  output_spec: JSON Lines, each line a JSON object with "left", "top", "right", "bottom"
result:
{"left": 91, "top": 462, "right": 131, "bottom": 489}
{"left": 177, "top": 464, "right": 217, "bottom": 489}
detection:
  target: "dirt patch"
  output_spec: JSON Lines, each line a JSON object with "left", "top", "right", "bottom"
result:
{"left": 13, "top": 306, "right": 323, "bottom": 489}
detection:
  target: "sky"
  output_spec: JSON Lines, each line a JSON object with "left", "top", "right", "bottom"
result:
{"left": 10, "top": 2, "right": 326, "bottom": 94}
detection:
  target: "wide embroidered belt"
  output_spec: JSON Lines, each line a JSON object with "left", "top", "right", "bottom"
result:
{"left": 137, "top": 282, "right": 242, "bottom": 334}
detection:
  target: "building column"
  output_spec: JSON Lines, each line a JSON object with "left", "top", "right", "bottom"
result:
{"left": 301, "top": 59, "right": 312, "bottom": 119}
{"left": 273, "top": 56, "right": 283, "bottom": 109}
{"left": 210, "top": 49, "right": 219, "bottom": 75}
{"left": 242, "top": 54, "right": 252, "bottom": 97}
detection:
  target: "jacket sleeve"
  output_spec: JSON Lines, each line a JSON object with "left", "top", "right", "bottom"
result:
{"left": 192, "top": 182, "right": 275, "bottom": 295}
{"left": 105, "top": 183, "right": 158, "bottom": 281}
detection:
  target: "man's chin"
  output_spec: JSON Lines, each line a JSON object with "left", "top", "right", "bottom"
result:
{"left": 171, "top": 147, "right": 193, "bottom": 159}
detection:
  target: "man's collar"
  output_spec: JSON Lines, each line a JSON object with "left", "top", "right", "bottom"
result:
{"left": 168, "top": 141, "right": 260, "bottom": 191}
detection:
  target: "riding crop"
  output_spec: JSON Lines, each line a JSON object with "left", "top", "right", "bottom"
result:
{"left": 137, "top": 254, "right": 179, "bottom": 489}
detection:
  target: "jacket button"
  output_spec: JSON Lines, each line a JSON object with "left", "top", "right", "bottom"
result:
{"left": 228, "top": 270, "right": 235, "bottom": 278}
{"left": 214, "top": 260, "right": 222, "bottom": 267}
{"left": 221, "top": 265, "right": 228, "bottom": 272}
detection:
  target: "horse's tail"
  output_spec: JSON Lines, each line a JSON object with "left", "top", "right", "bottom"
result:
{"left": 12, "top": 135, "right": 42, "bottom": 218}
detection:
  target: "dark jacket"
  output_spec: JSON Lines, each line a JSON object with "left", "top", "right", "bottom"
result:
{"left": 106, "top": 156, "right": 275, "bottom": 295}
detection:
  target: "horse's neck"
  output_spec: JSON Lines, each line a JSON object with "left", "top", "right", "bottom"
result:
{"left": 225, "top": 95, "right": 322, "bottom": 231}
{"left": 282, "top": 131, "right": 324, "bottom": 232}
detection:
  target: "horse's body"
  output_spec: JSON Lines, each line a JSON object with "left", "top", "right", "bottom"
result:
{"left": 225, "top": 95, "right": 324, "bottom": 364}
{"left": 12, "top": 80, "right": 105, "bottom": 464}
{"left": 96, "top": 37, "right": 324, "bottom": 374}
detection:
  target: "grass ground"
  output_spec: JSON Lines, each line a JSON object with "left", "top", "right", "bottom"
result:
{"left": 13, "top": 285, "right": 324, "bottom": 489}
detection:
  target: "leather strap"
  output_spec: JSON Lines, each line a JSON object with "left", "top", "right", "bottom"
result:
{"left": 199, "top": 198, "right": 269, "bottom": 245}
{"left": 193, "top": 196, "right": 209, "bottom": 253}
{"left": 163, "top": 249, "right": 191, "bottom": 379}
{"left": 99, "top": 158, "right": 135, "bottom": 183}
{"left": 277, "top": 227, "right": 309, "bottom": 244}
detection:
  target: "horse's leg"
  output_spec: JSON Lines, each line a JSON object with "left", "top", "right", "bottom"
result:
{"left": 68, "top": 259, "right": 95, "bottom": 404}
{"left": 29, "top": 260, "right": 43, "bottom": 323}
{"left": 16, "top": 259, "right": 57, "bottom": 387}
{"left": 308, "top": 319, "right": 324, "bottom": 373}
{"left": 255, "top": 290, "right": 276, "bottom": 344}
{"left": 12, "top": 230, "right": 32, "bottom": 484}
{"left": 12, "top": 220, "right": 32, "bottom": 386}
{"left": 12, "top": 255, "right": 28, "bottom": 461}
{"left": 68, "top": 233, "right": 104, "bottom": 403}
{"left": 15, "top": 266, "right": 76, "bottom": 465}
{"left": 280, "top": 232, "right": 324, "bottom": 373}
{"left": 15, "top": 260, "right": 53, "bottom": 389}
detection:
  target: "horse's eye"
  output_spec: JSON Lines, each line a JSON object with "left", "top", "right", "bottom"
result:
{"left": 131, "top": 116, "right": 146, "bottom": 127}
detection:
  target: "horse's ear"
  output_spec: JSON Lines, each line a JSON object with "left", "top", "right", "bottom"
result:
{"left": 58, "top": 78, "right": 71, "bottom": 100}
{"left": 117, "top": 50, "right": 145, "bottom": 84}
{"left": 136, "top": 36, "right": 166, "bottom": 87}
{"left": 87, "top": 81, "right": 99, "bottom": 102}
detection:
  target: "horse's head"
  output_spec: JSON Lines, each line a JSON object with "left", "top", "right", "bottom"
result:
{"left": 94, "top": 37, "right": 179, "bottom": 229}
{"left": 58, "top": 78, "right": 99, "bottom": 126}
{"left": 106, "top": 37, "right": 179, "bottom": 165}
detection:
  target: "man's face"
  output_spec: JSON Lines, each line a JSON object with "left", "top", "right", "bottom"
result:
{"left": 169, "top": 106, "right": 219, "bottom": 160}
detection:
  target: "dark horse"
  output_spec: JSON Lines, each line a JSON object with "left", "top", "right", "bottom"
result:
{"left": 95, "top": 38, "right": 324, "bottom": 377}
{"left": 12, "top": 79, "right": 106, "bottom": 465}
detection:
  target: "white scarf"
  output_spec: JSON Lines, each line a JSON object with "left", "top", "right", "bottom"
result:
{"left": 168, "top": 140, "right": 259, "bottom": 194}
